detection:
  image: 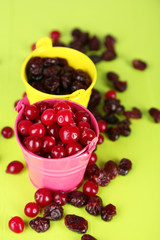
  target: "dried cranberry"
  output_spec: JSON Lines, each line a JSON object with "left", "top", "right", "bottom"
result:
{"left": 43, "top": 203, "right": 63, "bottom": 220}
{"left": 107, "top": 127, "right": 119, "bottom": 141}
{"left": 26, "top": 57, "right": 43, "bottom": 79}
{"left": 101, "top": 204, "right": 116, "bottom": 221}
{"left": 114, "top": 80, "right": 127, "bottom": 92}
{"left": 124, "top": 107, "right": 142, "bottom": 119}
{"left": 102, "top": 50, "right": 116, "bottom": 61}
{"left": 89, "top": 36, "right": 100, "bottom": 51}
{"left": 29, "top": 217, "right": 50, "bottom": 232}
{"left": 117, "top": 122, "right": 131, "bottom": 136}
{"left": 85, "top": 163, "right": 99, "bottom": 178}
{"left": 85, "top": 195, "right": 102, "bottom": 216}
{"left": 107, "top": 72, "right": 119, "bottom": 82}
{"left": 65, "top": 214, "right": 88, "bottom": 233}
{"left": 68, "top": 191, "right": 88, "bottom": 207}
{"left": 118, "top": 158, "right": 132, "bottom": 176}
{"left": 103, "top": 114, "right": 119, "bottom": 124}
{"left": 81, "top": 234, "right": 97, "bottom": 240}
{"left": 149, "top": 108, "right": 160, "bottom": 123}
{"left": 132, "top": 59, "right": 147, "bottom": 70}
{"left": 89, "top": 108, "right": 103, "bottom": 121}
{"left": 88, "top": 89, "right": 101, "bottom": 110}
{"left": 6, "top": 161, "right": 24, "bottom": 174}
{"left": 103, "top": 98, "right": 123, "bottom": 115}
{"left": 105, "top": 35, "right": 116, "bottom": 50}
{"left": 91, "top": 169, "right": 110, "bottom": 187}
{"left": 104, "top": 160, "right": 118, "bottom": 180}
{"left": 89, "top": 55, "right": 102, "bottom": 64}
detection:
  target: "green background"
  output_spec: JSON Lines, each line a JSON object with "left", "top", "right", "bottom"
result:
{"left": 0, "top": 0, "right": 160, "bottom": 239}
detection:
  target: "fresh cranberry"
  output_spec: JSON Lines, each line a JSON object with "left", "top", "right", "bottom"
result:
{"left": 52, "top": 191, "right": 68, "bottom": 206}
{"left": 81, "top": 234, "right": 97, "bottom": 240}
{"left": 36, "top": 101, "right": 50, "bottom": 113}
{"left": 105, "top": 90, "right": 116, "bottom": 99}
{"left": 56, "top": 109, "right": 72, "bottom": 126}
{"left": 18, "top": 120, "right": 33, "bottom": 136}
{"left": 80, "top": 128, "right": 96, "bottom": 146}
{"left": 68, "top": 191, "right": 88, "bottom": 208}
{"left": 149, "top": 108, "right": 160, "bottom": 123}
{"left": 83, "top": 181, "right": 98, "bottom": 196}
{"left": 65, "top": 214, "right": 88, "bottom": 234}
{"left": 91, "top": 169, "right": 110, "bottom": 187}
{"left": 23, "top": 92, "right": 27, "bottom": 98}
{"left": 56, "top": 139, "right": 65, "bottom": 147}
{"left": 104, "top": 160, "right": 118, "bottom": 180}
{"left": 29, "top": 217, "right": 50, "bottom": 232}
{"left": 78, "top": 121, "right": 90, "bottom": 132}
{"left": 25, "top": 135, "right": 42, "bottom": 153}
{"left": 50, "top": 30, "right": 61, "bottom": 41}
{"left": 35, "top": 188, "right": 53, "bottom": 207}
{"left": 75, "top": 111, "right": 91, "bottom": 123}
{"left": 98, "top": 120, "right": 108, "bottom": 133}
{"left": 101, "top": 204, "right": 116, "bottom": 221}
{"left": 97, "top": 134, "right": 104, "bottom": 144}
{"left": 107, "top": 72, "right": 119, "bottom": 82}
{"left": 6, "top": 161, "right": 24, "bottom": 174}
{"left": 1, "top": 127, "right": 13, "bottom": 138}
{"left": 51, "top": 145, "right": 66, "bottom": 158}
{"left": 53, "top": 101, "right": 71, "bottom": 112}
{"left": 85, "top": 195, "right": 102, "bottom": 216}
{"left": 114, "top": 80, "right": 127, "bottom": 92}
{"left": 34, "top": 116, "right": 42, "bottom": 123}
{"left": 24, "top": 202, "right": 39, "bottom": 217}
{"left": 43, "top": 203, "right": 63, "bottom": 220}
{"left": 107, "top": 127, "right": 120, "bottom": 141}
{"left": 41, "top": 109, "right": 56, "bottom": 126}
{"left": 9, "top": 216, "right": 24, "bottom": 233}
{"left": 65, "top": 142, "right": 82, "bottom": 156}
{"left": 31, "top": 43, "right": 36, "bottom": 51}
{"left": 46, "top": 123, "right": 61, "bottom": 139}
{"left": 89, "top": 152, "right": 97, "bottom": 164}
{"left": 24, "top": 105, "right": 39, "bottom": 120}
{"left": 28, "top": 123, "right": 45, "bottom": 138}
{"left": 41, "top": 136, "right": 56, "bottom": 153}
{"left": 118, "top": 158, "right": 132, "bottom": 175}
{"left": 59, "top": 125, "right": 80, "bottom": 144}
{"left": 132, "top": 59, "right": 147, "bottom": 70}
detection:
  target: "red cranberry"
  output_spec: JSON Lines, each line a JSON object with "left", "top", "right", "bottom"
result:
{"left": 50, "top": 30, "right": 61, "bottom": 41}
{"left": 75, "top": 110, "right": 90, "bottom": 123}
{"left": 101, "top": 204, "right": 116, "bottom": 221}
{"left": 65, "top": 142, "right": 82, "bottom": 156}
{"left": 31, "top": 43, "right": 36, "bottom": 51}
{"left": 29, "top": 217, "right": 50, "bottom": 232}
{"left": 68, "top": 191, "right": 88, "bottom": 208}
{"left": 51, "top": 145, "right": 66, "bottom": 158}
{"left": 25, "top": 135, "right": 42, "bottom": 153}
{"left": 6, "top": 161, "right": 24, "bottom": 174}
{"left": 34, "top": 116, "right": 42, "bottom": 123}
{"left": 105, "top": 90, "right": 116, "bottom": 99}
{"left": 52, "top": 191, "right": 68, "bottom": 206}
{"left": 117, "top": 122, "right": 131, "bottom": 136}
{"left": 107, "top": 127, "right": 119, "bottom": 141}
{"left": 132, "top": 59, "right": 147, "bottom": 70}
{"left": 46, "top": 123, "right": 61, "bottom": 139}
{"left": 43, "top": 203, "right": 63, "bottom": 220}
{"left": 9, "top": 216, "right": 24, "bottom": 233}
{"left": 98, "top": 120, "right": 107, "bottom": 133}
{"left": 28, "top": 123, "right": 45, "bottom": 138}
{"left": 78, "top": 121, "right": 90, "bottom": 131}
{"left": 56, "top": 139, "right": 65, "bottom": 147}
{"left": 107, "top": 72, "right": 119, "bottom": 82}
{"left": 89, "top": 152, "right": 97, "bottom": 164}
{"left": 83, "top": 181, "right": 98, "bottom": 196}
{"left": 24, "top": 202, "right": 39, "bottom": 217}
{"left": 18, "top": 120, "right": 33, "bottom": 136}
{"left": 41, "top": 136, "right": 56, "bottom": 153}
{"left": 24, "top": 105, "right": 39, "bottom": 120}
{"left": 104, "top": 160, "right": 118, "bottom": 180}
{"left": 1, "top": 127, "right": 13, "bottom": 138}
{"left": 103, "top": 114, "right": 119, "bottom": 124}
{"left": 53, "top": 101, "right": 71, "bottom": 112}
{"left": 114, "top": 80, "right": 127, "bottom": 92}
{"left": 81, "top": 234, "right": 97, "bottom": 240}
{"left": 65, "top": 214, "right": 88, "bottom": 234}
{"left": 59, "top": 125, "right": 80, "bottom": 144}
{"left": 105, "top": 35, "right": 116, "bottom": 49}
{"left": 149, "top": 108, "right": 160, "bottom": 123}
{"left": 56, "top": 109, "right": 72, "bottom": 126}
{"left": 97, "top": 134, "right": 104, "bottom": 145}
{"left": 118, "top": 158, "right": 132, "bottom": 176}
{"left": 80, "top": 128, "right": 96, "bottom": 146}
{"left": 102, "top": 50, "right": 116, "bottom": 61}
{"left": 41, "top": 109, "right": 56, "bottom": 126}
{"left": 85, "top": 195, "right": 102, "bottom": 216}
{"left": 35, "top": 188, "right": 53, "bottom": 207}
{"left": 36, "top": 101, "right": 50, "bottom": 113}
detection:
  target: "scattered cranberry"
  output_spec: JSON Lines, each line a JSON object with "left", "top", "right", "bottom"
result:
{"left": 103, "top": 98, "right": 124, "bottom": 115}
{"left": 50, "top": 30, "right": 61, "bottom": 41}
{"left": 59, "top": 125, "right": 80, "bottom": 144}
{"left": 18, "top": 120, "right": 33, "bottom": 136}
{"left": 117, "top": 121, "right": 131, "bottom": 136}
{"left": 41, "top": 109, "right": 56, "bottom": 126}
{"left": 83, "top": 181, "right": 98, "bottom": 196}
{"left": 6, "top": 161, "right": 24, "bottom": 174}
{"left": 107, "top": 72, "right": 119, "bottom": 82}
{"left": 114, "top": 80, "right": 127, "bottom": 92}
{"left": 89, "top": 36, "right": 100, "bottom": 51}
{"left": 24, "top": 105, "right": 39, "bottom": 120}
{"left": 97, "top": 134, "right": 104, "bottom": 145}
{"left": 81, "top": 234, "right": 97, "bottom": 240}
{"left": 88, "top": 89, "right": 101, "bottom": 110}
{"left": 101, "top": 204, "right": 117, "bottom": 221}
{"left": 65, "top": 142, "right": 82, "bottom": 156}
{"left": 34, "top": 188, "right": 53, "bottom": 207}
{"left": 89, "top": 152, "right": 97, "bottom": 164}
{"left": 103, "top": 114, "right": 119, "bottom": 124}
{"left": 102, "top": 50, "right": 116, "bottom": 61}
{"left": 53, "top": 191, "right": 68, "bottom": 206}
{"left": 41, "top": 136, "right": 56, "bottom": 153}
{"left": 124, "top": 107, "right": 142, "bottom": 119}
{"left": 65, "top": 214, "right": 88, "bottom": 233}
{"left": 91, "top": 169, "right": 110, "bottom": 187}
{"left": 132, "top": 59, "right": 147, "bottom": 70}
{"left": 107, "top": 127, "right": 120, "bottom": 141}
{"left": 8, "top": 216, "right": 24, "bottom": 233}
{"left": 97, "top": 120, "right": 107, "bottom": 133}
{"left": 1, "top": 126, "right": 13, "bottom": 139}
{"left": 28, "top": 123, "right": 45, "bottom": 138}
{"left": 51, "top": 145, "right": 66, "bottom": 158}
{"left": 104, "top": 160, "right": 118, "bottom": 180}
{"left": 85, "top": 163, "right": 99, "bottom": 178}
{"left": 29, "top": 217, "right": 50, "bottom": 232}
{"left": 31, "top": 43, "right": 36, "bottom": 51}
{"left": 14, "top": 100, "right": 19, "bottom": 108}
{"left": 25, "top": 135, "right": 42, "bottom": 153}
{"left": 43, "top": 203, "right": 63, "bottom": 220}
{"left": 149, "top": 108, "right": 160, "bottom": 123}
{"left": 118, "top": 158, "right": 132, "bottom": 176}
{"left": 105, "top": 35, "right": 116, "bottom": 49}
{"left": 24, "top": 202, "right": 39, "bottom": 217}
{"left": 68, "top": 191, "right": 88, "bottom": 208}
{"left": 105, "top": 90, "right": 116, "bottom": 99}
{"left": 85, "top": 195, "right": 102, "bottom": 216}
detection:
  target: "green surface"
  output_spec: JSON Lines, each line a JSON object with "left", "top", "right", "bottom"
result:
{"left": 0, "top": 0, "right": 160, "bottom": 239}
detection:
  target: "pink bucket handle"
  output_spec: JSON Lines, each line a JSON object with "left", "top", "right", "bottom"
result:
{"left": 86, "top": 137, "right": 98, "bottom": 155}
{"left": 15, "top": 97, "right": 30, "bottom": 113}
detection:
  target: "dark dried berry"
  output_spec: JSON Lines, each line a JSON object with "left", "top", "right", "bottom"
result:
{"left": 65, "top": 214, "right": 88, "bottom": 233}
{"left": 105, "top": 35, "right": 116, "bottom": 50}
{"left": 102, "top": 50, "right": 116, "bottom": 61}
{"left": 118, "top": 158, "right": 132, "bottom": 176}
{"left": 81, "top": 234, "right": 97, "bottom": 240}
{"left": 43, "top": 203, "right": 63, "bottom": 220}
{"left": 52, "top": 41, "right": 66, "bottom": 47}
{"left": 132, "top": 59, "right": 147, "bottom": 70}
{"left": 101, "top": 204, "right": 116, "bottom": 221}
{"left": 85, "top": 195, "right": 102, "bottom": 216}
{"left": 89, "top": 55, "right": 102, "bottom": 64}
{"left": 103, "top": 114, "right": 119, "bottom": 124}
{"left": 43, "top": 57, "right": 58, "bottom": 67}
{"left": 29, "top": 217, "right": 50, "bottom": 232}
{"left": 103, "top": 98, "right": 123, "bottom": 115}
{"left": 107, "top": 127, "right": 119, "bottom": 141}
{"left": 88, "top": 89, "right": 101, "bottom": 110}
{"left": 117, "top": 122, "right": 131, "bottom": 136}
{"left": 104, "top": 160, "right": 118, "bottom": 180}
{"left": 68, "top": 191, "right": 88, "bottom": 207}
{"left": 124, "top": 107, "right": 142, "bottom": 119}
{"left": 85, "top": 163, "right": 99, "bottom": 178}
{"left": 89, "top": 36, "right": 100, "bottom": 51}
{"left": 149, "top": 108, "right": 160, "bottom": 123}
{"left": 107, "top": 72, "right": 119, "bottom": 82}
{"left": 90, "top": 169, "right": 110, "bottom": 187}
{"left": 89, "top": 108, "right": 103, "bottom": 121}
{"left": 114, "top": 80, "right": 127, "bottom": 92}
{"left": 26, "top": 57, "right": 43, "bottom": 78}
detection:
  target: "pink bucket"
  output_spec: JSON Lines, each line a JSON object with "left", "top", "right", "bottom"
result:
{"left": 14, "top": 97, "right": 99, "bottom": 192}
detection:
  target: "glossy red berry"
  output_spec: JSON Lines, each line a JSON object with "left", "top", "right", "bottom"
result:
{"left": 24, "top": 202, "right": 39, "bottom": 217}
{"left": 56, "top": 109, "right": 72, "bottom": 126}
{"left": 41, "top": 109, "right": 56, "bottom": 126}
{"left": 24, "top": 105, "right": 39, "bottom": 120}
{"left": 75, "top": 111, "right": 91, "bottom": 123}
{"left": 104, "top": 160, "right": 118, "bottom": 180}
{"left": 53, "top": 101, "right": 70, "bottom": 112}
{"left": 83, "top": 181, "right": 98, "bottom": 196}
{"left": 8, "top": 216, "right": 24, "bottom": 233}
{"left": 6, "top": 161, "right": 24, "bottom": 174}
{"left": 65, "top": 142, "right": 82, "bottom": 156}
{"left": 78, "top": 121, "right": 90, "bottom": 131}
{"left": 98, "top": 120, "right": 107, "bottom": 133}
{"left": 80, "top": 129, "right": 96, "bottom": 146}
{"left": 41, "top": 136, "right": 56, "bottom": 153}
{"left": 50, "top": 30, "right": 61, "bottom": 41}
{"left": 105, "top": 90, "right": 116, "bottom": 99}
{"left": 35, "top": 188, "right": 53, "bottom": 207}
{"left": 31, "top": 43, "right": 36, "bottom": 51}
{"left": 52, "top": 191, "right": 68, "bottom": 206}
{"left": 18, "top": 120, "right": 33, "bottom": 136}
{"left": 89, "top": 152, "right": 97, "bottom": 163}
{"left": 1, "top": 127, "right": 14, "bottom": 138}
{"left": 36, "top": 101, "right": 50, "bottom": 113}
{"left": 25, "top": 135, "right": 42, "bottom": 153}
{"left": 97, "top": 134, "right": 104, "bottom": 145}
{"left": 51, "top": 145, "right": 66, "bottom": 158}
{"left": 59, "top": 125, "right": 80, "bottom": 144}
{"left": 29, "top": 123, "right": 45, "bottom": 138}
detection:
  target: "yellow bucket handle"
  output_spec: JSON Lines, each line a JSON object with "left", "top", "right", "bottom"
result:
{"left": 36, "top": 37, "right": 52, "bottom": 50}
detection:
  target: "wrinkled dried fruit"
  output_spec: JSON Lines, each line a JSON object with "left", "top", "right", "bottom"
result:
{"left": 101, "top": 204, "right": 116, "bottom": 221}
{"left": 104, "top": 160, "right": 118, "bottom": 180}
{"left": 90, "top": 169, "right": 110, "bottom": 187}
{"left": 107, "top": 127, "right": 120, "bottom": 141}
{"left": 132, "top": 59, "right": 147, "bottom": 70}
{"left": 85, "top": 195, "right": 102, "bottom": 216}
{"left": 29, "top": 217, "right": 50, "bottom": 232}
{"left": 68, "top": 191, "right": 88, "bottom": 207}
{"left": 118, "top": 158, "right": 132, "bottom": 175}
{"left": 65, "top": 214, "right": 88, "bottom": 233}
{"left": 43, "top": 203, "right": 63, "bottom": 220}
{"left": 149, "top": 108, "right": 160, "bottom": 123}
{"left": 81, "top": 234, "right": 97, "bottom": 240}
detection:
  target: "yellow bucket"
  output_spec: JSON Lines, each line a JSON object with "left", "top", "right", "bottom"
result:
{"left": 21, "top": 37, "right": 97, "bottom": 107}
